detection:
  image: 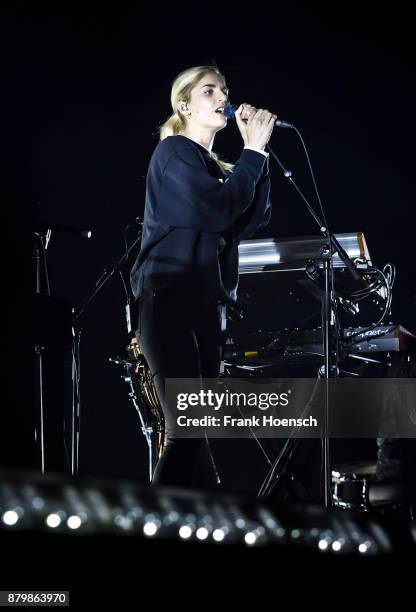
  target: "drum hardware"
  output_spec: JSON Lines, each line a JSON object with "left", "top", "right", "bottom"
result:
{"left": 332, "top": 463, "right": 376, "bottom": 511}
{"left": 332, "top": 462, "right": 416, "bottom": 514}
{"left": 109, "top": 337, "right": 165, "bottom": 482}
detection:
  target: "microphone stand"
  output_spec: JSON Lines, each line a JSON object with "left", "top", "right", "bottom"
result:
{"left": 33, "top": 231, "right": 50, "bottom": 474}
{"left": 257, "top": 144, "right": 362, "bottom": 507}
{"left": 73, "top": 231, "right": 141, "bottom": 325}
{"left": 71, "top": 226, "right": 142, "bottom": 476}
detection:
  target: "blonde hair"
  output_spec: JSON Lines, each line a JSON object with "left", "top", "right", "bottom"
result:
{"left": 159, "top": 65, "right": 234, "bottom": 176}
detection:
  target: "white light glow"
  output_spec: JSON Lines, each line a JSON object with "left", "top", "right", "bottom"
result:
{"left": 143, "top": 521, "right": 158, "bottom": 537}
{"left": 244, "top": 532, "right": 257, "bottom": 546}
{"left": 179, "top": 525, "right": 192, "bottom": 540}
{"left": 163, "top": 511, "right": 179, "bottom": 525}
{"left": 196, "top": 527, "right": 209, "bottom": 541}
{"left": 32, "top": 497, "right": 45, "bottom": 510}
{"left": 114, "top": 515, "right": 132, "bottom": 530}
{"left": 2, "top": 511, "right": 19, "bottom": 526}
{"left": 46, "top": 513, "right": 62, "bottom": 528}
{"left": 213, "top": 529, "right": 225, "bottom": 542}
{"left": 67, "top": 515, "right": 82, "bottom": 530}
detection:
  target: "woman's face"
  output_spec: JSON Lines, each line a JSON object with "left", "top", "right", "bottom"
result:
{"left": 185, "top": 72, "right": 229, "bottom": 131}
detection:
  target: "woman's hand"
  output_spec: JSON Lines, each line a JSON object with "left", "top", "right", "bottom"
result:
{"left": 235, "top": 103, "right": 277, "bottom": 150}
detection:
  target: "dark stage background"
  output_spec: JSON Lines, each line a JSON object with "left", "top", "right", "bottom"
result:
{"left": 2, "top": 5, "right": 415, "bottom": 495}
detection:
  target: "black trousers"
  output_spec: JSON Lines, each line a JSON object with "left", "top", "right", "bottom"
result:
{"left": 136, "top": 287, "right": 222, "bottom": 488}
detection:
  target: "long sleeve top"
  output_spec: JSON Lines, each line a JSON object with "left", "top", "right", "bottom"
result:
{"left": 130, "top": 134, "right": 272, "bottom": 304}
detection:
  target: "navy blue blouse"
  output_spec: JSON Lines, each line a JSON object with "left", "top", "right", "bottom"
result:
{"left": 130, "top": 135, "right": 271, "bottom": 304}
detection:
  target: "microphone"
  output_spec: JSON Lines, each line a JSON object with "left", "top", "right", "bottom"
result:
{"left": 224, "top": 104, "right": 294, "bottom": 128}
{"left": 35, "top": 222, "right": 92, "bottom": 238}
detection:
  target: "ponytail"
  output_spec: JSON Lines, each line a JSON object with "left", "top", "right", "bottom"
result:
{"left": 159, "top": 111, "right": 185, "bottom": 141}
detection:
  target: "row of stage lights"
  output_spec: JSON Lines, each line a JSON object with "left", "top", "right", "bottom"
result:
{"left": 0, "top": 470, "right": 408, "bottom": 555}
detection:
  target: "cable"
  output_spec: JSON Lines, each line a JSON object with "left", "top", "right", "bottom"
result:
{"left": 291, "top": 126, "right": 330, "bottom": 234}
{"left": 118, "top": 269, "right": 130, "bottom": 302}
{"left": 346, "top": 263, "right": 396, "bottom": 340}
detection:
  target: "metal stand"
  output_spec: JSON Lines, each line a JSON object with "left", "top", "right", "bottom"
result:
{"left": 255, "top": 144, "right": 363, "bottom": 507}
{"left": 322, "top": 256, "right": 335, "bottom": 506}
{"left": 256, "top": 247, "right": 339, "bottom": 505}
{"left": 257, "top": 375, "right": 323, "bottom": 501}
{"left": 34, "top": 225, "right": 104, "bottom": 476}
{"left": 34, "top": 343, "right": 46, "bottom": 474}
{"left": 72, "top": 226, "right": 142, "bottom": 474}
{"left": 34, "top": 233, "right": 48, "bottom": 474}
{"left": 109, "top": 353, "right": 165, "bottom": 482}
{"left": 126, "top": 373, "right": 160, "bottom": 482}
{"left": 71, "top": 327, "right": 82, "bottom": 476}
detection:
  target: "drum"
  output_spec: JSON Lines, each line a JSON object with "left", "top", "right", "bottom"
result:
{"left": 332, "top": 462, "right": 377, "bottom": 511}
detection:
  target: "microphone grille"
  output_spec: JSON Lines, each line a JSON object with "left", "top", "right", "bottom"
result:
{"left": 223, "top": 104, "right": 237, "bottom": 119}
